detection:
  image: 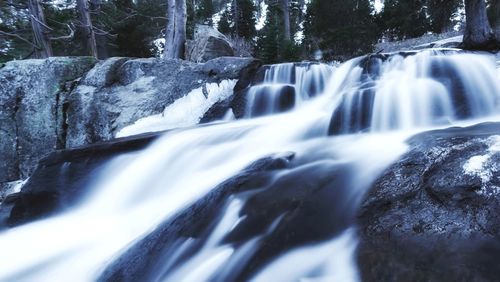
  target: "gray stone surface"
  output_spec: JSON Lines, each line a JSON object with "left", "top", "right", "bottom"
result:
{"left": 0, "top": 56, "right": 258, "bottom": 193}
{"left": 358, "top": 122, "right": 500, "bottom": 281}
{"left": 66, "top": 56, "right": 258, "bottom": 148}
{"left": 186, "top": 25, "right": 235, "bottom": 63}
{"left": 0, "top": 57, "right": 97, "bottom": 184}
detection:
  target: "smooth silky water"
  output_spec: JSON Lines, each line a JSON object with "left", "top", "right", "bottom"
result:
{"left": 0, "top": 50, "right": 499, "bottom": 282}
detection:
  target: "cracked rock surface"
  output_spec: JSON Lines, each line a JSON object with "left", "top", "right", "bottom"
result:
{"left": 0, "top": 57, "right": 97, "bottom": 184}
{"left": 358, "top": 122, "right": 500, "bottom": 281}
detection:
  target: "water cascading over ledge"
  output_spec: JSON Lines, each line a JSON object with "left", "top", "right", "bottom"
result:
{"left": 0, "top": 49, "right": 499, "bottom": 282}
{"left": 328, "top": 50, "right": 500, "bottom": 134}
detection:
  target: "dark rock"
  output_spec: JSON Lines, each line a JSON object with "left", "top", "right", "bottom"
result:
{"left": 199, "top": 99, "right": 232, "bottom": 123}
{"left": 0, "top": 57, "right": 97, "bottom": 185}
{"left": 0, "top": 131, "right": 163, "bottom": 228}
{"left": 231, "top": 64, "right": 266, "bottom": 119}
{"left": 99, "top": 152, "right": 296, "bottom": 282}
{"left": 186, "top": 25, "right": 235, "bottom": 63}
{"left": 358, "top": 122, "right": 500, "bottom": 281}
{"left": 99, "top": 152, "right": 364, "bottom": 281}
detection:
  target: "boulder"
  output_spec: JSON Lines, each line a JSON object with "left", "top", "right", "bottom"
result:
{"left": 186, "top": 25, "right": 235, "bottom": 63}
{"left": 0, "top": 56, "right": 259, "bottom": 198}
{"left": 66, "top": 56, "right": 259, "bottom": 148}
{"left": 0, "top": 57, "right": 97, "bottom": 185}
{"left": 358, "top": 122, "right": 500, "bottom": 281}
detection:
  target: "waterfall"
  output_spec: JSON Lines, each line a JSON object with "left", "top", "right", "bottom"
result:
{"left": 244, "top": 63, "right": 334, "bottom": 117}
{"left": 0, "top": 50, "right": 499, "bottom": 282}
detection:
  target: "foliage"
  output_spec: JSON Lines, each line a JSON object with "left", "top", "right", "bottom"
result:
{"left": 380, "top": 0, "right": 430, "bottom": 40}
{"left": 196, "top": 0, "right": 215, "bottom": 25}
{"left": 304, "top": 0, "right": 379, "bottom": 60}
{"left": 487, "top": 0, "right": 500, "bottom": 26}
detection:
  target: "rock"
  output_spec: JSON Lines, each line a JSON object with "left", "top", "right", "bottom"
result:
{"left": 99, "top": 152, "right": 364, "bottom": 281}
{"left": 186, "top": 25, "right": 235, "bottom": 63}
{"left": 99, "top": 152, "right": 296, "bottom": 282}
{"left": 0, "top": 131, "right": 163, "bottom": 228}
{"left": 231, "top": 64, "right": 267, "bottom": 119}
{"left": 66, "top": 56, "right": 259, "bottom": 147}
{"left": 0, "top": 56, "right": 259, "bottom": 196}
{"left": 0, "top": 57, "right": 97, "bottom": 185}
{"left": 358, "top": 122, "right": 500, "bottom": 281}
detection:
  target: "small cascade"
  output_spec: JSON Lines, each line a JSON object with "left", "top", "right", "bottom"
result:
{"left": 328, "top": 50, "right": 500, "bottom": 134}
{"left": 245, "top": 63, "right": 334, "bottom": 117}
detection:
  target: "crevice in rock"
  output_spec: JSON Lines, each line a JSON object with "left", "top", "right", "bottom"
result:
{"left": 12, "top": 91, "right": 22, "bottom": 181}
{"left": 56, "top": 79, "right": 79, "bottom": 150}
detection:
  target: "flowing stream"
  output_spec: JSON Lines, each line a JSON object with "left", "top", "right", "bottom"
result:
{"left": 0, "top": 50, "right": 499, "bottom": 282}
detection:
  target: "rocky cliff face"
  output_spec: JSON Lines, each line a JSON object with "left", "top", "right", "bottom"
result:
{"left": 0, "top": 56, "right": 260, "bottom": 196}
{"left": 358, "top": 122, "right": 500, "bottom": 281}
{"left": 0, "top": 57, "right": 97, "bottom": 185}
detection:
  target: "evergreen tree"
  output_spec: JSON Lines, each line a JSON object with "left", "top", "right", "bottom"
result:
{"left": 217, "top": 8, "right": 232, "bottom": 34}
{"left": 487, "top": 0, "right": 500, "bottom": 27}
{"left": 196, "top": 0, "right": 215, "bottom": 25}
{"left": 380, "top": 0, "right": 430, "bottom": 40}
{"left": 427, "top": 0, "right": 462, "bottom": 33}
{"left": 233, "top": 0, "right": 257, "bottom": 39}
{"left": 256, "top": 1, "right": 300, "bottom": 63}
{"left": 304, "top": 0, "right": 379, "bottom": 60}
{"left": 256, "top": 3, "right": 282, "bottom": 63}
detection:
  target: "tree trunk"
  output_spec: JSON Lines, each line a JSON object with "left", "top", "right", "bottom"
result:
{"left": 281, "top": 0, "right": 291, "bottom": 41}
{"left": 232, "top": 0, "right": 239, "bottom": 36}
{"left": 463, "top": 0, "right": 497, "bottom": 49}
{"left": 164, "top": 0, "right": 187, "bottom": 59}
{"left": 90, "top": 0, "right": 108, "bottom": 59}
{"left": 27, "top": 0, "right": 52, "bottom": 58}
{"left": 77, "top": 0, "right": 98, "bottom": 58}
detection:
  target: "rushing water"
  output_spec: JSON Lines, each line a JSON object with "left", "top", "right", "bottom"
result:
{"left": 0, "top": 50, "right": 499, "bottom": 282}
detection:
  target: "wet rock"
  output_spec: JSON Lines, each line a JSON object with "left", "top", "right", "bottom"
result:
{"left": 0, "top": 131, "right": 162, "bottom": 228}
{"left": 358, "top": 122, "right": 500, "bottom": 281}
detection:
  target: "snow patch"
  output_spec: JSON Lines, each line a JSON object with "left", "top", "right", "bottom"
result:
{"left": 116, "top": 80, "right": 237, "bottom": 138}
{"left": 463, "top": 155, "right": 491, "bottom": 182}
{"left": 1, "top": 179, "right": 28, "bottom": 200}
{"left": 463, "top": 135, "right": 500, "bottom": 195}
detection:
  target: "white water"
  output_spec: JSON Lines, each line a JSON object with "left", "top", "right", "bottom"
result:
{"left": 0, "top": 50, "right": 499, "bottom": 282}
{"left": 245, "top": 63, "right": 333, "bottom": 117}
{"left": 331, "top": 50, "right": 500, "bottom": 134}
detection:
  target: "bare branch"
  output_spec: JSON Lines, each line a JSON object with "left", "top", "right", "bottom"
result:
{"left": 0, "top": 30, "right": 39, "bottom": 48}
{"left": 5, "top": 2, "right": 28, "bottom": 9}
{"left": 50, "top": 24, "right": 74, "bottom": 40}
{"left": 30, "top": 14, "right": 53, "bottom": 31}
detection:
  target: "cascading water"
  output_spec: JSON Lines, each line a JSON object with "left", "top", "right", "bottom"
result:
{"left": 244, "top": 63, "right": 333, "bottom": 117}
{"left": 0, "top": 49, "right": 499, "bottom": 282}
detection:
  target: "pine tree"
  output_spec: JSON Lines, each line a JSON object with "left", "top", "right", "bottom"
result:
{"left": 196, "top": 0, "right": 215, "bottom": 25}
{"left": 380, "top": 0, "right": 430, "bottom": 40}
{"left": 427, "top": 0, "right": 462, "bottom": 33}
{"left": 304, "top": 0, "right": 379, "bottom": 60}
{"left": 217, "top": 8, "right": 232, "bottom": 34}
{"left": 233, "top": 0, "right": 257, "bottom": 39}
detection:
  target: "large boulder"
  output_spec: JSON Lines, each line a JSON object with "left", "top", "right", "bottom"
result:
{"left": 358, "top": 122, "right": 500, "bottom": 281}
{"left": 66, "top": 56, "right": 259, "bottom": 147}
{"left": 0, "top": 56, "right": 259, "bottom": 198}
{"left": 0, "top": 57, "right": 97, "bottom": 184}
{"left": 186, "top": 25, "right": 235, "bottom": 63}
